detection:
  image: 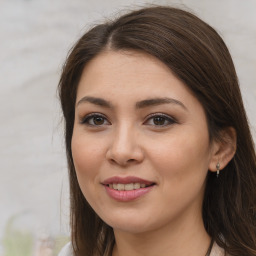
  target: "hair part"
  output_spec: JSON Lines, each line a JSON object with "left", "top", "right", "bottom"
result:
{"left": 58, "top": 5, "right": 256, "bottom": 256}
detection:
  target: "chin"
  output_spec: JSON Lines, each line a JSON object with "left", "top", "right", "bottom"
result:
{"left": 111, "top": 221, "right": 151, "bottom": 234}
{"left": 100, "top": 210, "right": 158, "bottom": 234}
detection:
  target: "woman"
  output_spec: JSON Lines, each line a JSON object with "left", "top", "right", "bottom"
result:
{"left": 58, "top": 6, "right": 256, "bottom": 256}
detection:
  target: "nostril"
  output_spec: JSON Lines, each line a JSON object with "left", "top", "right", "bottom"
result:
{"left": 109, "top": 158, "right": 137, "bottom": 166}
{"left": 110, "top": 159, "right": 116, "bottom": 164}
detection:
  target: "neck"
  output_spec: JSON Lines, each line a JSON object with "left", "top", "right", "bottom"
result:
{"left": 112, "top": 211, "right": 211, "bottom": 256}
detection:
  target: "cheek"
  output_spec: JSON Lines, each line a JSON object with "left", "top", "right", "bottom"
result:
{"left": 148, "top": 128, "right": 211, "bottom": 183}
{"left": 72, "top": 128, "right": 106, "bottom": 165}
{"left": 71, "top": 132, "right": 105, "bottom": 194}
{"left": 146, "top": 132, "right": 210, "bottom": 218}
{"left": 71, "top": 132, "right": 114, "bottom": 223}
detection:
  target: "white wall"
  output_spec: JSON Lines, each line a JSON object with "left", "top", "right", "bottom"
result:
{"left": 0, "top": 0, "right": 255, "bottom": 246}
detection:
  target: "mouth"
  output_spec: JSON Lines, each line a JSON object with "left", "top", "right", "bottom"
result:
{"left": 102, "top": 176, "right": 156, "bottom": 192}
{"left": 106, "top": 182, "right": 154, "bottom": 191}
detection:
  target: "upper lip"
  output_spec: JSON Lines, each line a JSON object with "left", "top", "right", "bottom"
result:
{"left": 102, "top": 176, "right": 155, "bottom": 186}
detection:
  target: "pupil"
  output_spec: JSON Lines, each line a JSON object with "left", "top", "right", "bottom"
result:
{"left": 94, "top": 116, "right": 104, "bottom": 125}
{"left": 154, "top": 117, "right": 165, "bottom": 125}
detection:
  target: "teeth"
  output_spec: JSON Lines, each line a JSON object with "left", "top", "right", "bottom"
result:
{"left": 109, "top": 183, "right": 149, "bottom": 191}
{"left": 124, "top": 183, "right": 133, "bottom": 191}
{"left": 117, "top": 184, "right": 124, "bottom": 191}
{"left": 134, "top": 183, "right": 140, "bottom": 189}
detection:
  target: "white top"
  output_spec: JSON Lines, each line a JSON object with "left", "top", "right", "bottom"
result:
{"left": 211, "top": 242, "right": 226, "bottom": 256}
{"left": 58, "top": 241, "right": 225, "bottom": 256}
{"left": 58, "top": 242, "right": 73, "bottom": 256}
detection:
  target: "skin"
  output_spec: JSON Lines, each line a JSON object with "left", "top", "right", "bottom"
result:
{"left": 71, "top": 50, "right": 231, "bottom": 256}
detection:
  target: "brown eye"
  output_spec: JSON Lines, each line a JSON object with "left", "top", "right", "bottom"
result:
{"left": 153, "top": 116, "right": 166, "bottom": 126}
{"left": 144, "top": 114, "right": 176, "bottom": 127}
{"left": 81, "top": 114, "right": 110, "bottom": 126}
{"left": 93, "top": 116, "right": 105, "bottom": 125}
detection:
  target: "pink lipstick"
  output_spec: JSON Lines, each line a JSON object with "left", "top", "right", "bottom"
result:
{"left": 102, "top": 176, "right": 155, "bottom": 202}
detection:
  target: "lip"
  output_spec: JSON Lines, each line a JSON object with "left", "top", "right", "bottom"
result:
{"left": 102, "top": 176, "right": 156, "bottom": 202}
{"left": 102, "top": 176, "right": 155, "bottom": 186}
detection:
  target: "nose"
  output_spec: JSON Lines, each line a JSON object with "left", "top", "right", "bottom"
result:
{"left": 106, "top": 124, "right": 144, "bottom": 167}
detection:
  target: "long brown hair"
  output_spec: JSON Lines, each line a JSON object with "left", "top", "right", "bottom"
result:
{"left": 58, "top": 6, "right": 256, "bottom": 256}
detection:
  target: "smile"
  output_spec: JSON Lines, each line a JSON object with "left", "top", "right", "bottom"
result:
{"left": 108, "top": 183, "right": 148, "bottom": 190}
{"left": 102, "top": 176, "right": 155, "bottom": 201}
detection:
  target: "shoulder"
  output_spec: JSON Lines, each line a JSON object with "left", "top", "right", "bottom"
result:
{"left": 58, "top": 242, "right": 73, "bottom": 256}
{"left": 211, "top": 242, "right": 226, "bottom": 256}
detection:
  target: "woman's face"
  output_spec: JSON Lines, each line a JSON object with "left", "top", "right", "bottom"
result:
{"left": 72, "top": 50, "right": 216, "bottom": 234}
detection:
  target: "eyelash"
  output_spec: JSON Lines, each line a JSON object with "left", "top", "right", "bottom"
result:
{"left": 80, "top": 113, "right": 177, "bottom": 127}
{"left": 144, "top": 113, "right": 177, "bottom": 127}
{"left": 80, "top": 113, "right": 110, "bottom": 126}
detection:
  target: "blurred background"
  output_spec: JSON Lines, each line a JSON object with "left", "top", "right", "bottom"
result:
{"left": 0, "top": 0, "right": 255, "bottom": 255}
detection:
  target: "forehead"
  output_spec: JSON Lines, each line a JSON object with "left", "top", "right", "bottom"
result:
{"left": 78, "top": 50, "right": 173, "bottom": 88}
{"left": 76, "top": 50, "right": 200, "bottom": 111}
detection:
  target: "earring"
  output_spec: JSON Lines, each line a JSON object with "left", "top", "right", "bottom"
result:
{"left": 216, "top": 162, "right": 220, "bottom": 178}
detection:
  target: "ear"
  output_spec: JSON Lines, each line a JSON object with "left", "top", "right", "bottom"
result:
{"left": 208, "top": 127, "right": 237, "bottom": 173}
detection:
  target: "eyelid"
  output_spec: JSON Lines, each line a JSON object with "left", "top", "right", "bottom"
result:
{"left": 79, "top": 112, "right": 177, "bottom": 127}
{"left": 79, "top": 113, "right": 111, "bottom": 126}
{"left": 144, "top": 113, "right": 177, "bottom": 126}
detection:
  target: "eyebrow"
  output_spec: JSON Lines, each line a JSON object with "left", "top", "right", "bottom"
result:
{"left": 76, "top": 96, "right": 113, "bottom": 108}
{"left": 76, "top": 96, "right": 187, "bottom": 111}
{"left": 135, "top": 97, "right": 187, "bottom": 110}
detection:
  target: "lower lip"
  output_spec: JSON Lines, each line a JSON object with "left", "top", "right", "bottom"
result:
{"left": 104, "top": 185, "right": 154, "bottom": 202}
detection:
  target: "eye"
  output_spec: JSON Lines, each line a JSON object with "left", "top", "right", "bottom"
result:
{"left": 144, "top": 113, "right": 176, "bottom": 127}
{"left": 80, "top": 113, "right": 110, "bottom": 126}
